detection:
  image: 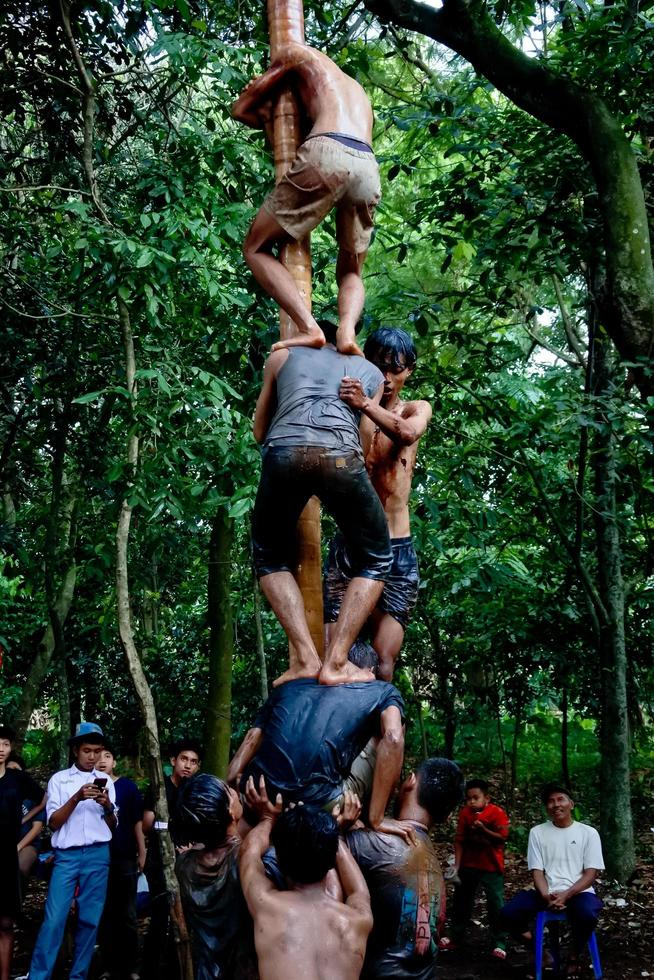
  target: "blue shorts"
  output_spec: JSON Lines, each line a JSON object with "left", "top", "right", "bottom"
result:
{"left": 324, "top": 533, "right": 419, "bottom": 629}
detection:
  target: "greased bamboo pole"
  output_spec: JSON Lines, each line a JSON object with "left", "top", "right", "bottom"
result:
{"left": 266, "top": 0, "right": 323, "bottom": 657}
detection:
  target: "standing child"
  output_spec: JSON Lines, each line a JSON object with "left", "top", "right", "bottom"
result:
{"left": 442, "top": 778, "right": 510, "bottom": 960}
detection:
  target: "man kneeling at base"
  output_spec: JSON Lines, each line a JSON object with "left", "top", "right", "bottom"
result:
{"left": 240, "top": 802, "right": 372, "bottom": 980}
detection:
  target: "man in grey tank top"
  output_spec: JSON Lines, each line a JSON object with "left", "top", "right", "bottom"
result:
{"left": 252, "top": 320, "right": 392, "bottom": 686}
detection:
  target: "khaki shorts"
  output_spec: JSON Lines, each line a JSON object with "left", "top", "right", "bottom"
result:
{"left": 323, "top": 738, "right": 378, "bottom": 814}
{"left": 262, "top": 136, "right": 381, "bottom": 255}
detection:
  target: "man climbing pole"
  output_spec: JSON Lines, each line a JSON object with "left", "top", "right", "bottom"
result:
{"left": 232, "top": 42, "right": 381, "bottom": 355}
{"left": 251, "top": 320, "right": 392, "bottom": 686}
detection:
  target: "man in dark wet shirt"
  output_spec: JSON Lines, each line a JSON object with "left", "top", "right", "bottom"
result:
{"left": 227, "top": 645, "right": 413, "bottom": 843}
{"left": 347, "top": 758, "right": 464, "bottom": 980}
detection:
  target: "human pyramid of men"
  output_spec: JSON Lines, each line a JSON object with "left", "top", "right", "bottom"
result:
{"left": 1, "top": 36, "right": 606, "bottom": 980}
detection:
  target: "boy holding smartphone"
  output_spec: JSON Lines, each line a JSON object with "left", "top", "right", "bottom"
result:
{"left": 25, "top": 722, "right": 116, "bottom": 980}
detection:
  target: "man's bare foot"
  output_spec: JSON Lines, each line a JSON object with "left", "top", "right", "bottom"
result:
{"left": 318, "top": 662, "right": 375, "bottom": 685}
{"left": 272, "top": 656, "right": 322, "bottom": 687}
{"left": 271, "top": 325, "right": 325, "bottom": 352}
{"left": 335, "top": 326, "right": 363, "bottom": 357}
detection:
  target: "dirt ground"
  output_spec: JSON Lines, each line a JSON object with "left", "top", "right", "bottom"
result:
{"left": 12, "top": 838, "right": 654, "bottom": 979}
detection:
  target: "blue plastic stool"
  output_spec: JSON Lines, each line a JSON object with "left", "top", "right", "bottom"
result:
{"left": 534, "top": 910, "right": 602, "bottom": 979}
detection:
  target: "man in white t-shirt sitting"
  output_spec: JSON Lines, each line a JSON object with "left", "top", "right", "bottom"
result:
{"left": 499, "top": 782, "right": 604, "bottom": 974}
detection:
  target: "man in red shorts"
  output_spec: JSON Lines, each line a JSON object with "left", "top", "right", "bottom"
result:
{"left": 232, "top": 41, "right": 381, "bottom": 356}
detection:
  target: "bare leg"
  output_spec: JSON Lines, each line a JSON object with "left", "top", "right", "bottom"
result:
{"left": 368, "top": 609, "right": 405, "bottom": 682}
{"left": 319, "top": 577, "right": 384, "bottom": 685}
{"left": 243, "top": 209, "right": 325, "bottom": 350}
{"left": 0, "top": 917, "right": 13, "bottom": 980}
{"left": 259, "top": 571, "right": 322, "bottom": 686}
{"left": 335, "top": 248, "right": 366, "bottom": 356}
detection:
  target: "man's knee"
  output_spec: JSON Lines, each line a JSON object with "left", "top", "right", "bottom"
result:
{"left": 0, "top": 916, "right": 14, "bottom": 935}
{"left": 336, "top": 247, "right": 364, "bottom": 282}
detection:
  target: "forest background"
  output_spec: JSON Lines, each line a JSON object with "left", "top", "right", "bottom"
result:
{"left": 1, "top": 0, "right": 652, "bottom": 904}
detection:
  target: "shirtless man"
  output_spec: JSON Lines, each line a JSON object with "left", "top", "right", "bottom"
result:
{"left": 239, "top": 800, "right": 372, "bottom": 980}
{"left": 325, "top": 327, "right": 432, "bottom": 680}
{"left": 232, "top": 42, "right": 380, "bottom": 355}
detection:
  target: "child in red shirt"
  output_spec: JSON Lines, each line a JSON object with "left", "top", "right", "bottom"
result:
{"left": 442, "top": 779, "right": 510, "bottom": 958}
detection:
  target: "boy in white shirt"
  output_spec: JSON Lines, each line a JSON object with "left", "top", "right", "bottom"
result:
{"left": 26, "top": 722, "right": 117, "bottom": 980}
{"left": 498, "top": 782, "right": 604, "bottom": 976}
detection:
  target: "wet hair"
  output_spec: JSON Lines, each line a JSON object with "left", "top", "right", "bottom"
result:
{"left": 364, "top": 327, "right": 417, "bottom": 372}
{"left": 347, "top": 639, "right": 379, "bottom": 676}
{"left": 170, "top": 738, "right": 203, "bottom": 761}
{"left": 271, "top": 806, "right": 339, "bottom": 884}
{"left": 176, "top": 773, "right": 231, "bottom": 847}
{"left": 416, "top": 758, "right": 465, "bottom": 822}
{"left": 0, "top": 724, "right": 16, "bottom": 742}
{"left": 466, "top": 779, "right": 490, "bottom": 795}
{"left": 540, "top": 782, "right": 573, "bottom": 806}
{"left": 7, "top": 751, "right": 26, "bottom": 769}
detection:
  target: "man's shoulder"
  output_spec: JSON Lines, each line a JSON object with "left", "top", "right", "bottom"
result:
{"left": 400, "top": 396, "right": 431, "bottom": 416}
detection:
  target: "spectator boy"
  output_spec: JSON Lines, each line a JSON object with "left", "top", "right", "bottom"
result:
{"left": 499, "top": 783, "right": 604, "bottom": 975}
{"left": 27, "top": 722, "right": 116, "bottom": 980}
{"left": 96, "top": 746, "right": 145, "bottom": 980}
{"left": 0, "top": 725, "right": 44, "bottom": 980}
{"left": 441, "top": 778, "right": 510, "bottom": 959}
{"left": 141, "top": 738, "right": 202, "bottom": 980}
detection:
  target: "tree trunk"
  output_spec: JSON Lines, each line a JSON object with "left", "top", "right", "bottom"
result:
{"left": 267, "top": 0, "right": 324, "bottom": 654}
{"left": 591, "top": 331, "right": 635, "bottom": 882}
{"left": 55, "top": 654, "right": 71, "bottom": 769}
{"left": 114, "top": 298, "right": 193, "bottom": 980}
{"left": 204, "top": 507, "right": 234, "bottom": 777}
{"left": 11, "top": 486, "right": 77, "bottom": 747}
{"left": 561, "top": 684, "right": 570, "bottom": 787}
{"left": 510, "top": 688, "right": 525, "bottom": 794}
{"left": 365, "top": 0, "right": 654, "bottom": 398}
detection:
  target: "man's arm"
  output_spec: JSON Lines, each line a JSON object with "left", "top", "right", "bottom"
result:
{"left": 532, "top": 868, "right": 550, "bottom": 901}
{"left": 335, "top": 839, "right": 372, "bottom": 925}
{"left": 342, "top": 379, "right": 432, "bottom": 447}
{"left": 253, "top": 350, "right": 287, "bottom": 444}
{"left": 227, "top": 727, "right": 264, "bottom": 786}
{"left": 17, "top": 819, "right": 44, "bottom": 851}
{"left": 49, "top": 782, "right": 107, "bottom": 832}
{"left": 239, "top": 815, "right": 277, "bottom": 915}
{"left": 367, "top": 706, "right": 413, "bottom": 842}
{"left": 231, "top": 62, "right": 290, "bottom": 129}
{"left": 359, "top": 382, "right": 383, "bottom": 457}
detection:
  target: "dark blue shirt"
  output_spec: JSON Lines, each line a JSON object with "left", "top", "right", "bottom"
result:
{"left": 242, "top": 679, "right": 405, "bottom": 806}
{"left": 111, "top": 776, "right": 144, "bottom": 861}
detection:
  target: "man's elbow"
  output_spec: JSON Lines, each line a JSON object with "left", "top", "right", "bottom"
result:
{"left": 381, "top": 727, "right": 404, "bottom": 751}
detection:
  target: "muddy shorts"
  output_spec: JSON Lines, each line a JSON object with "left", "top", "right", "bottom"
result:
{"left": 262, "top": 135, "right": 381, "bottom": 254}
{"left": 324, "top": 533, "right": 419, "bottom": 630}
{"left": 252, "top": 446, "right": 392, "bottom": 580}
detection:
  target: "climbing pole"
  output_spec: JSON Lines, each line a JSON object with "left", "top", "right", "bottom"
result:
{"left": 266, "top": 0, "right": 324, "bottom": 657}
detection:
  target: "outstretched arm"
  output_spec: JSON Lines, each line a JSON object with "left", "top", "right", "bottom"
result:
{"left": 336, "top": 839, "right": 372, "bottom": 922}
{"left": 239, "top": 812, "right": 277, "bottom": 914}
{"left": 226, "top": 726, "right": 263, "bottom": 786}
{"left": 367, "top": 706, "right": 413, "bottom": 841}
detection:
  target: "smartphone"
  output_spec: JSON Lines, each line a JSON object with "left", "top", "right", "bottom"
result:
{"left": 93, "top": 777, "right": 108, "bottom": 789}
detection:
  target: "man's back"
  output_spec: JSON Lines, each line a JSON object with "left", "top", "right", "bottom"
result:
{"left": 348, "top": 827, "right": 443, "bottom": 979}
{"left": 265, "top": 346, "right": 382, "bottom": 453}
{"left": 242, "top": 678, "right": 404, "bottom": 806}
{"left": 253, "top": 885, "right": 368, "bottom": 980}
{"left": 281, "top": 43, "right": 373, "bottom": 142}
